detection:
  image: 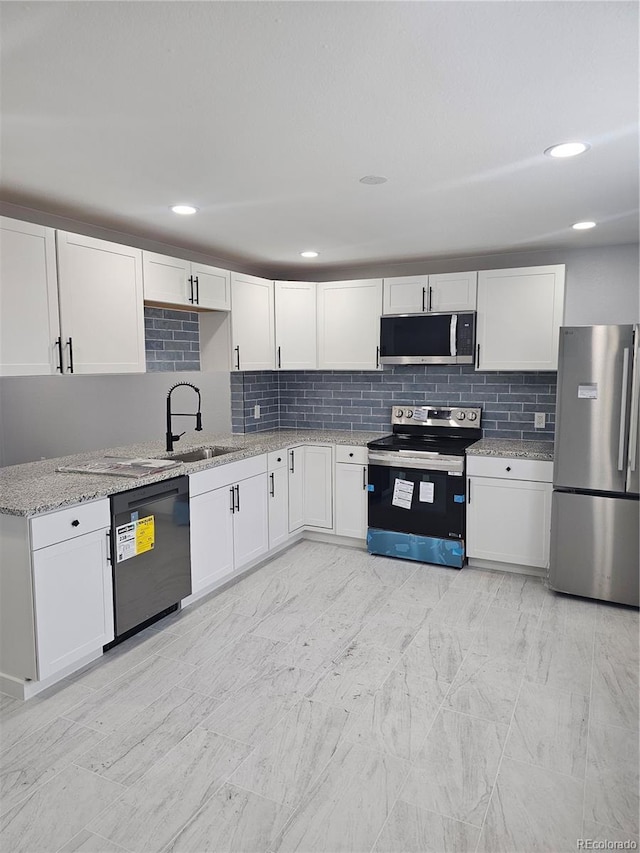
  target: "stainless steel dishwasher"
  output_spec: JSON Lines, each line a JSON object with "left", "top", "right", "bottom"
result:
{"left": 108, "top": 476, "right": 191, "bottom": 646}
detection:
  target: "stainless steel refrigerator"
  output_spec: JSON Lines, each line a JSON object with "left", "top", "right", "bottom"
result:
{"left": 549, "top": 325, "right": 639, "bottom": 606}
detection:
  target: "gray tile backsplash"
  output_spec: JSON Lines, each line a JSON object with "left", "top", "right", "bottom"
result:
{"left": 231, "top": 366, "right": 557, "bottom": 440}
{"left": 144, "top": 307, "right": 201, "bottom": 372}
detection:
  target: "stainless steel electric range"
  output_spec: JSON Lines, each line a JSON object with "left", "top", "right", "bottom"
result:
{"left": 367, "top": 405, "right": 482, "bottom": 568}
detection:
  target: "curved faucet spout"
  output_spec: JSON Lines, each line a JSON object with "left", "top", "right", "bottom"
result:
{"left": 166, "top": 382, "right": 203, "bottom": 452}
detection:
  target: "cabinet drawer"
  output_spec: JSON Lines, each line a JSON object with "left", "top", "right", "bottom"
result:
{"left": 189, "top": 454, "right": 267, "bottom": 497}
{"left": 466, "top": 455, "right": 553, "bottom": 483}
{"left": 267, "top": 449, "right": 288, "bottom": 470}
{"left": 335, "top": 445, "right": 368, "bottom": 465}
{"left": 30, "top": 499, "right": 110, "bottom": 550}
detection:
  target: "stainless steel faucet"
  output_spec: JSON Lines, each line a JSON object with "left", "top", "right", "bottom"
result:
{"left": 166, "top": 382, "right": 203, "bottom": 452}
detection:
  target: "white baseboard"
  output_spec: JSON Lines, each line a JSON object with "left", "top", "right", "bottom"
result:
{"left": 466, "top": 557, "right": 546, "bottom": 578}
{"left": 0, "top": 648, "right": 102, "bottom": 700}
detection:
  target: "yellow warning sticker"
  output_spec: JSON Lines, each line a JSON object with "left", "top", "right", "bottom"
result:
{"left": 135, "top": 515, "right": 155, "bottom": 555}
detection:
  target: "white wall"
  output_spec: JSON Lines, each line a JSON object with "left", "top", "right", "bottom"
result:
{"left": 0, "top": 371, "right": 231, "bottom": 467}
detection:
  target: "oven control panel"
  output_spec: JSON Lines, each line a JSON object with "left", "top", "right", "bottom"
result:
{"left": 392, "top": 406, "right": 482, "bottom": 428}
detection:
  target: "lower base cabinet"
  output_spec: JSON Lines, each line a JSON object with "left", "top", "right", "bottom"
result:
{"left": 466, "top": 456, "right": 553, "bottom": 569}
{"left": 189, "top": 457, "right": 269, "bottom": 596}
{"left": 335, "top": 446, "right": 368, "bottom": 539}
{"left": 268, "top": 451, "right": 289, "bottom": 550}
{"left": 287, "top": 445, "right": 333, "bottom": 532}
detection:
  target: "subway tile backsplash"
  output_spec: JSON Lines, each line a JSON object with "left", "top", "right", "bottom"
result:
{"left": 231, "top": 365, "right": 557, "bottom": 440}
{"left": 144, "top": 307, "right": 201, "bottom": 372}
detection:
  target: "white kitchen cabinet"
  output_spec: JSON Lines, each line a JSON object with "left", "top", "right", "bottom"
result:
{"left": 189, "top": 455, "right": 269, "bottom": 596}
{"left": 466, "top": 456, "right": 553, "bottom": 569}
{"left": 0, "top": 217, "right": 60, "bottom": 376}
{"left": 382, "top": 272, "right": 477, "bottom": 315}
{"left": 317, "top": 279, "right": 382, "bottom": 369}
{"left": 56, "top": 231, "right": 146, "bottom": 373}
{"left": 143, "top": 251, "right": 230, "bottom": 311}
{"left": 288, "top": 445, "right": 305, "bottom": 533}
{"left": 303, "top": 445, "right": 333, "bottom": 529}
{"left": 274, "top": 281, "right": 317, "bottom": 369}
{"left": 335, "top": 445, "right": 368, "bottom": 539}
{"left": 32, "top": 526, "right": 114, "bottom": 680}
{"left": 476, "top": 265, "right": 565, "bottom": 371}
{"left": 268, "top": 450, "right": 289, "bottom": 550}
{"left": 230, "top": 272, "right": 276, "bottom": 370}
{"left": 429, "top": 271, "right": 477, "bottom": 312}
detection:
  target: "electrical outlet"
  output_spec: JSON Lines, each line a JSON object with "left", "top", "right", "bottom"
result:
{"left": 534, "top": 412, "right": 546, "bottom": 429}
{"left": 254, "top": 404, "right": 261, "bottom": 419}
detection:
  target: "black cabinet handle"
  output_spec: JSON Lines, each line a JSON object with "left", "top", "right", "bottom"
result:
{"left": 194, "top": 275, "right": 199, "bottom": 305}
{"left": 476, "top": 344, "right": 480, "bottom": 369}
{"left": 229, "top": 486, "right": 235, "bottom": 513}
{"left": 270, "top": 472, "right": 275, "bottom": 497}
{"left": 234, "top": 346, "right": 240, "bottom": 370}
{"left": 362, "top": 466, "right": 367, "bottom": 490}
{"left": 188, "top": 275, "right": 195, "bottom": 304}
{"left": 71, "top": 519, "right": 80, "bottom": 527}
{"left": 467, "top": 480, "right": 471, "bottom": 504}
{"left": 235, "top": 484, "right": 240, "bottom": 513}
{"left": 349, "top": 452, "right": 354, "bottom": 457}
{"left": 506, "top": 466, "right": 511, "bottom": 472}
{"left": 421, "top": 287, "right": 426, "bottom": 312}
{"left": 428, "top": 286, "right": 433, "bottom": 312}
{"left": 106, "top": 530, "right": 112, "bottom": 564}
{"left": 55, "top": 336, "right": 64, "bottom": 372}
{"left": 67, "top": 337, "right": 74, "bottom": 373}
{"left": 276, "top": 456, "right": 282, "bottom": 463}
{"left": 289, "top": 450, "right": 295, "bottom": 473}
{"left": 277, "top": 346, "right": 281, "bottom": 369}
{"left": 376, "top": 346, "right": 380, "bottom": 368}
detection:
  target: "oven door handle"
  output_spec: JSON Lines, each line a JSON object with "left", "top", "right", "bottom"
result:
{"left": 368, "top": 452, "right": 464, "bottom": 474}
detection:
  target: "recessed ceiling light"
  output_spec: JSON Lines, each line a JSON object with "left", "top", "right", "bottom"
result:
{"left": 171, "top": 204, "right": 198, "bottom": 215}
{"left": 300, "top": 250, "right": 319, "bottom": 258}
{"left": 359, "top": 175, "right": 388, "bottom": 185}
{"left": 572, "top": 221, "right": 597, "bottom": 230}
{"left": 544, "top": 142, "right": 590, "bottom": 159}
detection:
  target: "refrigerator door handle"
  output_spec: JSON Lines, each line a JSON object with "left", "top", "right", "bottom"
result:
{"left": 618, "top": 347, "right": 630, "bottom": 471}
{"left": 628, "top": 332, "right": 640, "bottom": 473}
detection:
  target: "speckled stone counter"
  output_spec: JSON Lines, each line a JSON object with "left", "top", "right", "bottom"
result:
{"left": 466, "top": 438, "right": 554, "bottom": 462}
{"left": 0, "top": 429, "right": 382, "bottom": 517}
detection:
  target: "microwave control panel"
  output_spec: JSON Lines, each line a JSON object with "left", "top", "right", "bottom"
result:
{"left": 457, "top": 314, "right": 475, "bottom": 357}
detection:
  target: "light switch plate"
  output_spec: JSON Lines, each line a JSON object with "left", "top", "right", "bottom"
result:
{"left": 254, "top": 404, "right": 261, "bottom": 419}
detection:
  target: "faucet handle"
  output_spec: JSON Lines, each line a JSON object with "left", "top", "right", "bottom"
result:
{"left": 172, "top": 431, "right": 186, "bottom": 443}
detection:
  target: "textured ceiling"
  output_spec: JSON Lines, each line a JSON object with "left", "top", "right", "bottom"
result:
{"left": 1, "top": 1, "right": 638, "bottom": 275}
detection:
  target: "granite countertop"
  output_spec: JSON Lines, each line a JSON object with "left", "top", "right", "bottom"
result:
{"left": 466, "top": 438, "right": 554, "bottom": 462}
{"left": 0, "top": 429, "right": 382, "bottom": 517}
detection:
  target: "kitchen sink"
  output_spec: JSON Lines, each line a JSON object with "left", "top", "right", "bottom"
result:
{"left": 165, "top": 446, "right": 237, "bottom": 463}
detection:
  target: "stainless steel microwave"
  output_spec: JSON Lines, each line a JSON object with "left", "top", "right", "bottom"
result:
{"left": 379, "top": 311, "right": 476, "bottom": 365}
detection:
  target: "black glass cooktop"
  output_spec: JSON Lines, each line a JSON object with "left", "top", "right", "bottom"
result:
{"left": 367, "top": 432, "right": 481, "bottom": 456}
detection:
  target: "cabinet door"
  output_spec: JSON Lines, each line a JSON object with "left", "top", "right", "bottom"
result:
{"left": 189, "top": 486, "right": 235, "bottom": 594}
{"left": 274, "top": 281, "right": 317, "bottom": 369}
{"left": 429, "top": 271, "right": 477, "bottom": 312}
{"left": 466, "top": 476, "right": 552, "bottom": 568}
{"left": 56, "top": 232, "right": 146, "bottom": 374}
{"left": 192, "top": 262, "right": 230, "bottom": 311}
{"left": 0, "top": 217, "right": 60, "bottom": 376}
{"left": 142, "top": 251, "right": 191, "bottom": 307}
{"left": 233, "top": 473, "right": 269, "bottom": 569}
{"left": 476, "top": 265, "right": 565, "bottom": 371}
{"left": 230, "top": 273, "right": 275, "bottom": 370}
{"left": 288, "top": 446, "right": 305, "bottom": 532}
{"left": 32, "top": 528, "right": 114, "bottom": 680}
{"left": 317, "top": 279, "right": 383, "bottom": 369}
{"left": 335, "top": 463, "right": 367, "bottom": 539}
{"left": 268, "top": 465, "right": 290, "bottom": 550}
{"left": 382, "top": 276, "right": 428, "bottom": 315}
{"left": 303, "top": 445, "right": 333, "bottom": 529}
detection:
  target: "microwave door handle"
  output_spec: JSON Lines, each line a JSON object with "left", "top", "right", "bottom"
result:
{"left": 450, "top": 314, "right": 457, "bottom": 358}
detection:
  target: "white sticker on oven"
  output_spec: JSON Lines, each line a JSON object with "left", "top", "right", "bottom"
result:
{"left": 392, "top": 478, "right": 414, "bottom": 510}
{"left": 578, "top": 383, "right": 598, "bottom": 399}
{"left": 419, "top": 481, "right": 435, "bottom": 503}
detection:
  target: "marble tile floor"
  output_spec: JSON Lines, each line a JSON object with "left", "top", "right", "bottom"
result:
{"left": 0, "top": 540, "right": 638, "bottom": 853}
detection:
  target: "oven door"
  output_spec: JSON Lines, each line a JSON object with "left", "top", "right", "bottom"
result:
{"left": 367, "top": 452, "right": 466, "bottom": 540}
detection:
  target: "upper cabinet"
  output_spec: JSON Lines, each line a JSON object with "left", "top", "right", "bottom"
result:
{"left": 476, "top": 265, "right": 565, "bottom": 371}
{"left": 230, "top": 272, "right": 275, "bottom": 370}
{"left": 56, "top": 232, "right": 146, "bottom": 374}
{"left": 382, "top": 272, "right": 477, "bottom": 315}
{"left": 143, "top": 251, "right": 230, "bottom": 311}
{"left": 274, "top": 281, "right": 317, "bottom": 370}
{"left": 0, "top": 217, "right": 60, "bottom": 376}
{"left": 317, "top": 279, "right": 383, "bottom": 370}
